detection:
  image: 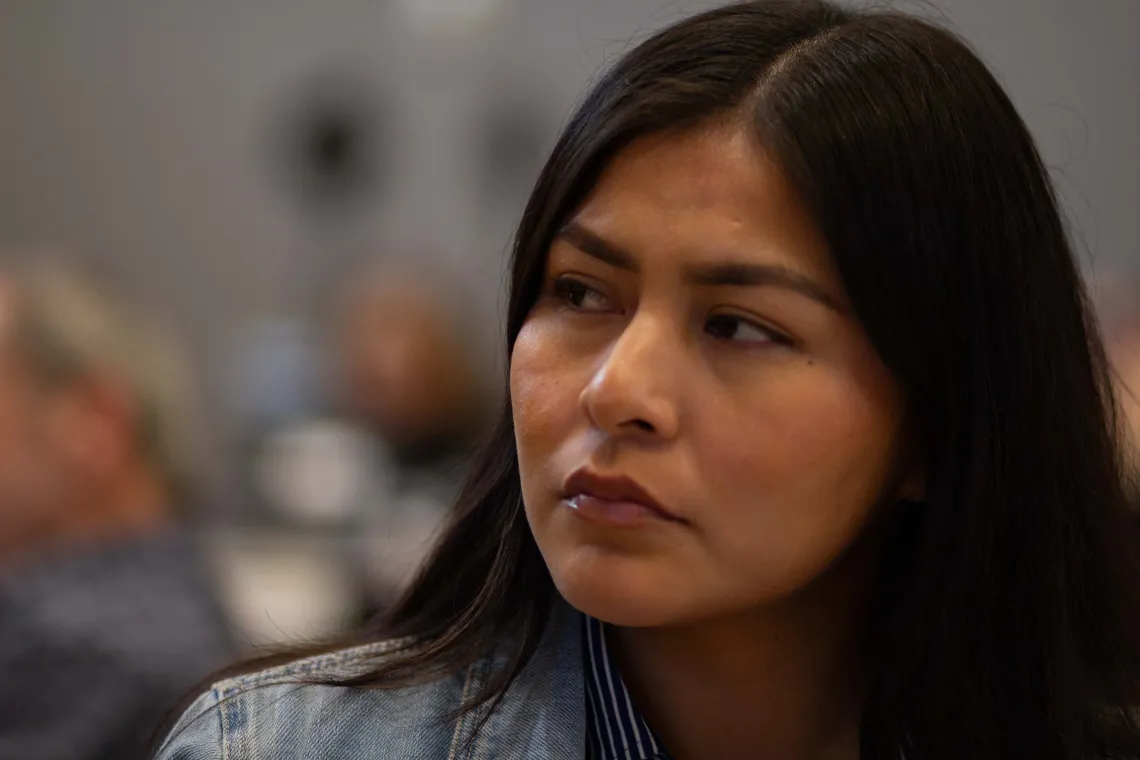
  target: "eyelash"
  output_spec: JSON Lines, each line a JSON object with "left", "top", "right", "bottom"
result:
{"left": 548, "top": 275, "right": 794, "bottom": 348}
{"left": 551, "top": 276, "right": 614, "bottom": 312}
{"left": 705, "top": 313, "right": 793, "bottom": 347}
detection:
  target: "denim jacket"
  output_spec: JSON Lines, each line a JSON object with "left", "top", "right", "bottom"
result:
{"left": 155, "top": 602, "right": 585, "bottom": 759}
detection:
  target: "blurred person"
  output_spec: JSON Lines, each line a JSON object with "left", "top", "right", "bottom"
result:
{"left": 332, "top": 262, "right": 492, "bottom": 604}
{"left": 0, "top": 259, "right": 233, "bottom": 760}
{"left": 159, "top": 3, "right": 1140, "bottom": 760}
{"left": 335, "top": 261, "right": 490, "bottom": 463}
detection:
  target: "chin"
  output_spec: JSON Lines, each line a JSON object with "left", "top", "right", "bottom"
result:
{"left": 549, "top": 548, "right": 689, "bottom": 627}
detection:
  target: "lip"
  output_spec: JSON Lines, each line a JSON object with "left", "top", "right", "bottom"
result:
{"left": 560, "top": 468, "right": 683, "bottom": 527}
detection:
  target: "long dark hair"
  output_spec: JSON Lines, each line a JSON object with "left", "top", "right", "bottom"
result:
{"left": 210, "top": 3, "right": 1140, "bottom": 758}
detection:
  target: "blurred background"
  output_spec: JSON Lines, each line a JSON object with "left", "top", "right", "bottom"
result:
{"left": 0, "top": 0, "right": 1136, "bottom": 757}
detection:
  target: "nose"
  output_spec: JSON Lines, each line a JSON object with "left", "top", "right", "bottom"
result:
{"left": 578, "top": 312, "right": 680, "bottom": 442}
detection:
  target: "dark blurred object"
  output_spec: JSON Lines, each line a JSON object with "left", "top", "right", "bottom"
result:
{"left": 268, "top": 67, "right": 388, "bottom": 218}
{"left": 0, "top": 259, "right": 233, "bottom": 760}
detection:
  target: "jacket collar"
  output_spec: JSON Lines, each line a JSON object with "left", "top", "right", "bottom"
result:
{"left": 449, "top": 600, "right": 586, "bottom": 759}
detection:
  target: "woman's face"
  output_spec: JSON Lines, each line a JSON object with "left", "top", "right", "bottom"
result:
{"left": 511, "top": 126, "right": 916, "bottom": 627}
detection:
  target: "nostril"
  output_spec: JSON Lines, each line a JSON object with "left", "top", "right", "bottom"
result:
{"left": 633, "top": 419, "right": 654, "bottom": 433}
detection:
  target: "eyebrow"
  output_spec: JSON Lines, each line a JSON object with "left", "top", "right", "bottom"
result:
{"left": 555, "top": 221, "right": 844, "bottom": 312}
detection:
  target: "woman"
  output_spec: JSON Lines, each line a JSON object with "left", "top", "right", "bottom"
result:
{"left": 158, "top": 2, "right": 1140, "bottom": 758}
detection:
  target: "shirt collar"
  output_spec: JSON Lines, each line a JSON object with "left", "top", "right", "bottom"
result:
{"left": 582, "top": 614, "right": 673, "bottom": 760}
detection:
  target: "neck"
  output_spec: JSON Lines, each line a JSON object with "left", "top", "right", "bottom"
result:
{"left": 0, "top": 465, "right": 171, "bottom": 567}
{"left": 610, "top": 551, "right": 880, "bottom": 760}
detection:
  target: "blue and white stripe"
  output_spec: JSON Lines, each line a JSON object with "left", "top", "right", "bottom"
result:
{"left": 583, "top": 614, "right": 672, "bottom": 760}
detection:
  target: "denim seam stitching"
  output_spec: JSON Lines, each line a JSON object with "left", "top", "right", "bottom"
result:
{"left": 466, "top": 659, "right": 490, "bottom": 760}
{"left": 447, "top": 662, "right": 477, "bottom": 760}
{"left": 220, "top": 637, "right": 412, "bottom": 691}
{"left": 216, "top": 685, "right": 234, "bottom": 760}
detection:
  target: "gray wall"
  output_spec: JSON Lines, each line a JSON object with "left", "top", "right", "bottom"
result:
{"left": 1, "top": 0, "right": 1137, "bottom": 497}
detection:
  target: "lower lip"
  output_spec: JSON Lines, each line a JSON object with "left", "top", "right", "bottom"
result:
{"left": 563, "top": 494, "right": 675, "bottom": 528}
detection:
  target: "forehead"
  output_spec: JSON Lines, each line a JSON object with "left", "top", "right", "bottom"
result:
{"left": 598, "top": 127, "right": 768, "bottom": 207}
{"left": 569, "top": 126, "right": 834, "bottom": 279}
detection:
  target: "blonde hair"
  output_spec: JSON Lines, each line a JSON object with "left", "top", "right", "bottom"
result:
{"left": 8, "top": 260, "right": 201, "bottom": 501}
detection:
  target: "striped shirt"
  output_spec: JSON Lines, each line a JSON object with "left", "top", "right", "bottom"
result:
{"left": 582, "top": 614, "right": 674, "bottom": 760}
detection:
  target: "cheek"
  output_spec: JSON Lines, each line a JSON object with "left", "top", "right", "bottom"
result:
{"left": 695, "top": 366, "right": 903, "bottom": 582}
{"left": 736, "top": 374, "right": 898, "bottom": 487}
{"left": 509, "top": 320, "right": 583, "bottom": 483}
{"left": 0, "top": 396, "right": 40, "bottom": 469}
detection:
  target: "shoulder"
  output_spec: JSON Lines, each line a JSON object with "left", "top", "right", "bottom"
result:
{"left": 156, "top": 602, "right": 588, "bottom": 760}
{"left": 154, "top": 639, "right": 472, "bottom": 760}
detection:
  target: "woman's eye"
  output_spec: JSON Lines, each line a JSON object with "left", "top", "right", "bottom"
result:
{"left": 705, "top": 314, "right": 785, "bottom": 346}
{"left": 552, "top": 277, "right": 613, "bottom": 312}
